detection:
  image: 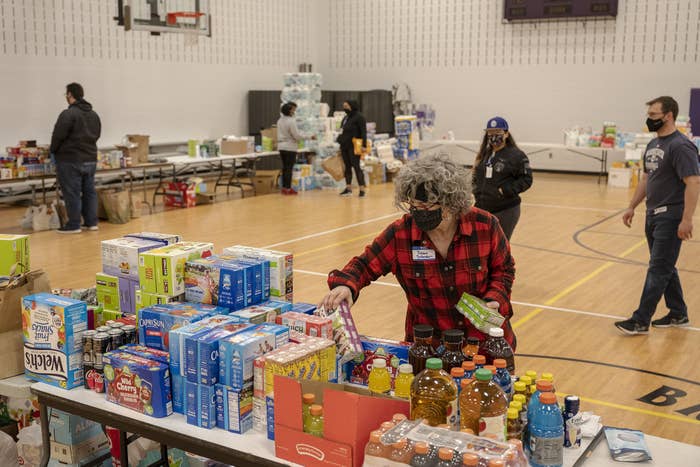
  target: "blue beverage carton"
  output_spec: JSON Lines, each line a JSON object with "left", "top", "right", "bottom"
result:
{"left": 233, "top": 258, "right": 269, "bottom": 304}
{"left": 184, "top": 257, "right": 247, "bottom": 309}
{"left": 153, "top": 302, "right": 229, "bottom": 315}
{"left": 119, "top": 344, "right": 169, "bottom": 365}
{"left": 291, "top": 302, "right": 316, "bottom": 315}
{"left": 230, "top": 305, "right": 280, "bottom": 325}
{"left": 219, "top": 330, "right": 276, "bottom": 390}
{"left": 49, "top": 409, "right": 103, "bottom": 445}
{"left": 102, "top": 351, "right": 172, "bottom": 418}
{"left": 260, "top": 299, "right": 294, "bottom": 314}
{"left": 217, "top": 261, "right": 246, "bottom": 310}
{"left": 215, "top": 383, "right": 253, "bottom": 434}
{"left": 22, "top": 293, "right": 88, "bottom": 389}
{"left": 185, "top": 381, "right": 217, "bottom": 429}
{"left": 184, "top": 323, "right": 255, "bottom": 384}
{"left": 172, "top": 373, "right": 186, "bottom": 414}
{"left": 138, "top": 304, "right": 220, "bottom": 350}
{"left": 254, "top": 323, "right": 290, "bottom": 349}
{"left": 169, "top": 315, "right": 244, "bottom": 377}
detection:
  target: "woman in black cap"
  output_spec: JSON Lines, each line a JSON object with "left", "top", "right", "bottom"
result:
{"left": 336, "top": 100, "right": 368, "bottom": 198}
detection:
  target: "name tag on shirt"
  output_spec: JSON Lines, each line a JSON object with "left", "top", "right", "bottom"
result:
{"left": 485, "top": 166, "right": 493, "bottom": 179}
{"left": 412, "top": 247, "right": 436, "bottom": 261}
{"left": 653, "top": 206, "right": 668, "bottom": 215}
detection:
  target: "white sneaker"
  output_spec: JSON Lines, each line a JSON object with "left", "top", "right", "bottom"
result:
{"left": 83, "top": 225, "right": 99, "bottom": 231}
{"left": 57, "top": 227, "right": 82, "bottom": 234}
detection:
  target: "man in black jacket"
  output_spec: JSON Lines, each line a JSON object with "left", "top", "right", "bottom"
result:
{"left": 50, "top": 83, "right": 101, "bottom": 234}
{"left": 336, "top": 100, "right": 367, "bottom": 198}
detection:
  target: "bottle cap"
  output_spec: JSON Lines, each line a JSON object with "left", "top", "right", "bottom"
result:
{"left": 302, "top": 393, "right": 315, "bottom": 405}
{"left": 450, "top": 367, "right": 465, "bottom": 377}
{"left": 473, "top": 355, "right": 486, "bottom": 365}
{"left": 462, "top": 453, "right": 479, "bottom": 466}
{"left": 462, "top": 360, "right": 476, "bottom": 371}
{"left": 507, "top": 408, "right": 519, "bottom": 419}
{"left": 309, "top": 404, "right": 323, "bottom": 416}
{"left": 525, "top": 370, "right": 537, "bottom": 380}
{"left": 414, "top": 442, "right": 429, "bottom": 455}
{"left": 513, "top": 394, "right": 526, "bottom": 404}
{"left": 398, "top": 363, "right": 413, "bottom": 374}
{"left": 475, "top": 368, "right": 493, "bottom": 381}
{"left": 518, "top": 376, "right": 532, "bottom": 386}
{"left": 461, "top": 378, "right": 472, "bottom": 389}
{"left": 542, "top": 372, "right": 554, "bottom": 382}
{"left": 373, "top": 359, "right": 387, "bottom": 369}
{"left": 425, "top": 358, "right": 443, "bottom": 370}
{"left": 443, "top": 329, "right": 464, "bottom": 344}
{"left": 513, "top": 382, "right": 527, "bottom": 392}
{"left": 488, "top": 327, "right": 504, "bottom": 337}
{"left": 438, "top": 448, "right": 453, "bottom": 461}
{"left": 539, "top": 392, "right": 557, "bottom": 404}
{"left": 530, "top": 385, "right": 537, "bottom": 394}
{"left": 509, "top": 401, "right": 522, "bottom": 411}
{"left": 370, "top": 430, "right": 382, "bottom": 443}
{"left": 484, "top": 365, "right": 496, "bottom": 374}
{"left": 413, "top": 324, "right": 433, "bottom": 339}
{"left": 466, "top": 337, "right": 480, "bottom": 346}
{"left": 391, "top": 439, "right": 407, "bottom": 449}
{"left": 494, "top": 359, "right": 507, "bottom": 369}
{"left": 536, "top": 380, "right": 553, "bottom": 392}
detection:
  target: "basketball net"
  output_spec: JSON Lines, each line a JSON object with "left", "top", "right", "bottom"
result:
{"left": 167, "top": 11, "right": 203, "bottom": 47}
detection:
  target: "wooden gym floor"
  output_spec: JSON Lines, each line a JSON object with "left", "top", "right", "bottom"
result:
{"left": 3, "top": 172, "right": 699, "bottom": 445}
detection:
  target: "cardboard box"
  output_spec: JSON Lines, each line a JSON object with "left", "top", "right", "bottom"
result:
{"left": 216, "top": 383, "right": 254, "bottom": 434}
{"left": 49, "top": 409, "right": 103, "bottom": 445}
{"left": 135, "top": 290, "right": 183, "bottom": 312}
{"left": 125, "top": 232, "right": 180, "bottom": 245}
{"left": 222, "top": 246, "right": 293, "bottom": 301}
{"left": 102, "top": 237, "right": 163, "bottom": 280}
{"left": 0, "top": 234, "right": 29, "bottom": 276}
{"left": 219, "top": 330, "right": 276, "bottom": 390}
{"left": 220, "top": 140, "right": 248, "bottom": 156}
{"left": 95, "top": 273, "right": 120, "bottom": 311}
{"left": 127, "top": 134, "right": 150, "bottom": 164}
{"left": 185, "top": 324, "right": 255, "bottom": 385}
{"left": 186, "top": 381, "right": 217, "bottom": 429}
{"left": 252, "top": 170, "right": 280, "bottom": 195}
{"left": 137, "top": 305, "right": 218, "bottom": 350}
{"left": 138, "top": 242, "right": 214, "bottom": 296}
{"left": 50, "top": 433, "right": 110, "bottom": 465}
{"left": 184, "top": 257, "right": 246, "bottom": 309}
{"left": 365, "top": 160, "right": 386, "bottom": 185}
{"left": 608, "top": 167, "right": 632, "bottom": 188}
{"left": 260, "top": 127, "right": 277, "bottom": 151}
{"left": 274, "top": 377, "right": 409, "bottom": 467}
{"left": 118, "top": 277, "right": 139, "bottom": 315}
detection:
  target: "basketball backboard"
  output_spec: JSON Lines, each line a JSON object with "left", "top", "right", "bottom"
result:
{"left": 115, "top": 0, "right": 211, "bottom": 37}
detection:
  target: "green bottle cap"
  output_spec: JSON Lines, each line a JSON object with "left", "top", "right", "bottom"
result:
{"left": 475, "top": 368, "right": 493, "bottom": 381}
{"left": 425, "top": 358, "right": 443, "bottom": 370}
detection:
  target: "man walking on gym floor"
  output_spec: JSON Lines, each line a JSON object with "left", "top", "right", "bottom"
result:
{"left": 615, "top": 96, "right": 700, "bottom": 335}
{"left": 50, "top": 82, "right": 101, "bottom": 234}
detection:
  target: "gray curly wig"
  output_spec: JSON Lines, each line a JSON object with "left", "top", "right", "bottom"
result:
{"left": 394, "top": 153, "right": 473, "bottom": 214}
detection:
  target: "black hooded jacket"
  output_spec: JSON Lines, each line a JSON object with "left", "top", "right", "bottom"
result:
{"left": 50, "top": 99, "right": 101, "bottom": 163}
{"left": 336, "top": 103, "right": 367, "bottom": 149}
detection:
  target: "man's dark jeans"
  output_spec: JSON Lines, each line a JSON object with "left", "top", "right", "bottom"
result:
{"left": 55, "top": 161, "right": 97, "bottom": 230}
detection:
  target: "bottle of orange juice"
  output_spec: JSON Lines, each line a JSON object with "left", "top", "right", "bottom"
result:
{"left": 460, "top": 368, "right": 508, "bottom": 440}
{"left": 410, "top": 358, "right": 458, "bottom": 427}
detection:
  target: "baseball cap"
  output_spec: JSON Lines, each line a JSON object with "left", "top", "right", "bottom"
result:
{"left": 485, "top": 117, "right": 509, "bottom": 131}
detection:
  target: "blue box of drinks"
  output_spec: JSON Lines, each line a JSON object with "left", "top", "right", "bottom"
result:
{"left": 138, "top": 303, "right": 227, "bottom": 351}
{"left": 184, "top": 323, "right": 255, "bottom": 384}
{"left": 172, "top": 373, "right": 186, "bottom": 414}
{"left": 291, "top": 302, "right": 316, "bottom": 315}
{"left": 260, "top": 299, "right": 294, "bottom": 314}
{"left": 215, "top": 383, "right": 254, "bottom": 434}
{"left": 219, "top": 330, "right": 276, "bottom": 390}
{"left": 253, "top": 323, "right": 290, "bottom": 349}
{"left": 185, "top": 381, "right": 217, "bottom": 429}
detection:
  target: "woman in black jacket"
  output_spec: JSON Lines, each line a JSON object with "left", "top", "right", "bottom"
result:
{"left": 336, "top": 100, "right": 367, "bottom": 197}
{"left": 472, "top": 117, "right": 533, "bottom": 240}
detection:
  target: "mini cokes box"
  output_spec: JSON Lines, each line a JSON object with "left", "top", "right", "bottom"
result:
{"left": 22, "top": 293, "right": 87, "bottom": 389}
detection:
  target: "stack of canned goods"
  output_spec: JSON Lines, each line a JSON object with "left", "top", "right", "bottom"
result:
{"left": 82, "top": 323, "right": 138, "bottom": 392}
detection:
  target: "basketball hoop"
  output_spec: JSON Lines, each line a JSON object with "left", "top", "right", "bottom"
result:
{"left": 167, "top": 11, "right": 205, "bottom": 46}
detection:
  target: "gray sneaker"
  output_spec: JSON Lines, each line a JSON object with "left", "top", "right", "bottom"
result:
{"left": 614, "top": 318, "right": 649, "bottom": 335}
{"left": 651, "top": 314, "right": 690, "bottom": 328}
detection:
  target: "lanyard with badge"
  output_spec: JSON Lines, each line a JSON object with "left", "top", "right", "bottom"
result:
{"left": 485, "top": 152, "right": 496, "bottom": 179}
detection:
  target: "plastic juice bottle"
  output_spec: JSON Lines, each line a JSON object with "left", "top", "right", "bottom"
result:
{"left": 513, "top": 382, "right": 528, "bottom": 405}
{"left": 409, "top": 442, "right": 434, "bottom": 467}
{"left": 305, "top": 404, "right": 324, "bottom": 437}
{"left": 409, "top": 324, "right": 436, "bottom": 375}
{"left": 451, "top": 367, "right": 465, "bottom": 395}
{"left": 365, "top": 430, "right": 389, "bottom": 462}
{"left": 529, "top": 393, "right": 564, "bottom": 467}
{"left": 488, "top": 460, "right": 505, "bottom": 467}
{"left": 368, "top": 358, "right": 392, "bottom": 395}
{"left": 483, "top": 365, "right": 497, "bottom": 377}
{"left": 379, "top": 421, "right": 396, "bottom": 433}
{"left": 462, "top": 452, "right": 480, "bottom": 466}
{"left": 441, "top": 329, "right": 466, "bottom": 372}
{"left": 393, "top": 413, "right": 408, "bottom": 424}
{"left": 506, "top": 408, "right": 523, "bottom": 441}
{"left": 436, "top": 448, "right": 455, "bottom": 467}
{"left": 462, "top": 337, "right": 480, "bottom": 361}
{"left": 494, "top": 359, "right": 513, "bottom": 399}
{"left": 410, "top": 358, "right": 458, "bottom": 427}
{"left": 473, "top": 355, "right": 486, "bottom": 370}
{"left": 389, "top": 439, "right": 413, "bottom": 464}
{"left": 395, "top": 363, "right": 415, "bottom": 399}
{"left": 459, "top": 368, "right": 508, "bottom": 440}
{"left": 461, "top": 360, "right": 476, "bottom": 380}
{"left": 509, "top": 400, "right": 523, "bottom": 415}
{"left": 513, "top": 394, "right": 528, "bottom": 426}
{"left": 302, "top": 393, "right": 315, "bottom": 426}
{"left": 482, "top": 328, "right": 515, "bottom": 374}
{"left": 527, "top": 381, "right": 554, "bottom": 416}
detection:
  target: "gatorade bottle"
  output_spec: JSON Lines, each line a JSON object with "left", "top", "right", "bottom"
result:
{"left": 395, "top": 364, "right": 415, "bottom": 399}
{"left": 305, "top": 404, "right": 324, "bottom": 437}
{"left": 483, "top": 365, "right": 497, "bottom": 377}
{"left": 506, "top": 408, "right": 523, "bottom": 441}
{"left": 493, "top": 359, "right": 513, "bottom": 399}
{"left": 473, "top": 355, "right": 486, "bottom": 370}
{"left": 462, "top": 337, "right": 480, "bottom": 361}
{"left": 482, "top": 328, "right": 515, "bottom": 374}
{"left": 436, "top": 448, "right": 456, "bottom": 467}
{"left": 368, "top": 359, "right": 392, "bottom": 395}
{"left": 364, "top": 430, "right": 389, "bottom": 463}
{"left": 462, "top": 452, "right": 480, "bottom": 466}
{"left": 410, "top": 358, "right": 459, "bottom": 427}
{"left": 409, "top": 442, "right": 434, "bottom": 467}
{"left": 441, "top": 329, "right": 466, "bottom": 372}
{"left": 409, "top": 325, "right": 436, "bottom": 375}
{"left": 527, "top": 381, "right": 554, "bottom": 416}
{"left": 513, "top": 382, "right": 528, "bottom": 404}
{"left": 389, "top": 438, "right": 413, "bottom": 464}
{"left": 529, "top": 393, "right": 564, "bottom": 467}
{"left": 302, "top": 393, "right": 315, "bottom": 426}
{"left": 461, "top": 360, "right": 476, "bottom": 380}
{"left": 459, "top": 368, "right": 508, "bottom": 440}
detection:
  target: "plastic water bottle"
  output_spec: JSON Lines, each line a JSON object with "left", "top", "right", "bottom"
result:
{"left": 493, "top": 359, "right": 513, "bottom": 399}
{"left": 461, "top": 360, "right": 475, "bottom": 380}
{"left": 528, "top": 392, "right": 564, "bottom": 467}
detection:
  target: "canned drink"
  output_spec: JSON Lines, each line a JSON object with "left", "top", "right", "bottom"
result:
{"left": 83, "top": 363, "right": 94, "bottom": 390}
{"left": 93, "top": 332, "right": 110, "bottom": 369}
{"left": 564, "top": 395, "right": 581, "bottom": 448}
{"left": 108, "top": 329, "right": 125, "bottom": 350}
{"left": 122, "top": 325, "right": 137, "bottom": 345}
{"left": 108, "top": 321, "right": 124, "bottom": 329}
{"left": 96, "top": 326, "right": 110, "bottom": 334}
{"left": 105, "top": 320, "right": 116, "bottom": 327}
{"left": 82, "top": 330, "right": 96, "bottom": 366}
{"left": 93, "top": 367, "right": 105, "bottom": 393}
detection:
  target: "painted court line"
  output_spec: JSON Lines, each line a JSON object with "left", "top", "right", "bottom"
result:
{"left": 522, "top": 203, "right": 619, "bottom": 213}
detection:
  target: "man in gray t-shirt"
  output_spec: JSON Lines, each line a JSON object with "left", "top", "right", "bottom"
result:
{"left": 615, "top": 96, "right": 700, "bottom": 335}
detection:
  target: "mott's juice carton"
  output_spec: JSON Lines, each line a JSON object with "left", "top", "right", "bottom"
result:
{"left": 124, "top": 232, "right": 180, "bottom": 246}
{"left": 216, "top": 382, "right": 254, "bottom": 434}
{"left": 138, "top": 305, "right": 215, "bottom": 351}
{"left": 184, "top": 257, "right": 248, "bottom": 309}
{"left": 95, "top": 273, "right": 120, "bottom": 312}
{"left": 0, "top": 234, "right": 29, "bottom": 276}
{"left": 102, "top": 351, "right": 172, "bottom": 418}
{"left": 185, "top": 381, "right": 217, "bottom": 429}
{"left": 276, "top": 311, "right": 333, "bottom": 339}
{"left": 101, "top": 237, "right": 163, "bottom": 280}
{"left": 219, "top": 330, "right": 276, "bottom": 390}
{"left": 184, "top": 323, "right": 255, "bottom": 385}
{"left": 22, "top": 293, "right": 87, "bottom": 389}
{"left": 138, "top": 242, "right": 214, "bottom": 297}
{"left": 169, "top": 315, "right": 244, "bottom": 377}
{"left": 231, "top": 305, "right": 281, "bottom": 325}
{"left": 135, "top": 290, "right": 184, "bottom": 312}
{"left": 222, "top": 246, "right": 293, "bottom": 302}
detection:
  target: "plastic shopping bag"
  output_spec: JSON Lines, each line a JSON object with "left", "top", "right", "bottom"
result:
{"left": 0, "top": 431, "right": 18, "bottom": 467}
{"left": 16, "top": 423, "right": 43, "bottom": 467}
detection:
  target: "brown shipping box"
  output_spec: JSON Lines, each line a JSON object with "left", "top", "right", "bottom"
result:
{"left": 220, "top": 140, "right": 249, "bottom": 156}
{"left": 253, "top": 170, "right": 280, "bottom": 195}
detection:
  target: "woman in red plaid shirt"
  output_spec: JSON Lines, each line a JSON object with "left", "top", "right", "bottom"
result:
{"left": 321, "top": 154, "right": 516, "bottom": 349}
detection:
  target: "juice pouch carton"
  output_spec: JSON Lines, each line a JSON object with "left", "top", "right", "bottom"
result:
{"left": 0, "top": 234, "right": 29, "bottom": 276}
{"left": 118, "top": 344, "right": 169, "bottom": 365}
{"left": 101, "top": 238, "right": 163, "bottom": 280}
{"left": 137, "top": 306, "right": 211, "bottom": 351}
{"left": 215, "top": 382, "right": 254, "bottom": 434}
{"left": 227, "top": 258, "right": 268, "bottom": 305}
{"left": 124, "top": 232, "right": 180, "bottom": 246}
{"left": 22, "top": 293, "right": 87, "bottom": 389}
{"left": 102, "top": 351, "right": 172, "bottom": 418}
{"left": 184, "top": 257, "right": 247, "bottom": 309}
{"left": 220, "top": 254, "right": 271, "bottom": 302}
{"left": 231, "top": 305, "right": 280, "bottom": 325}
{"left": 291, "top": 302, "right": 316, "bottom": 315}
{"left": 185, "top": 324, "right": 255, "bottom": 385}
{"left": 222, "top": 246, "right": 293, "bottom": 301}
{"left": 260, "top": 299, "right": 293, "bottom": 314}
{"left": 253, "top": 323, "right": 290, "bottom": 348}
{"left": 185, "top": 381, "right": 217, "bottom": 429}
{"left": 159, "top": 302, "right": 229, "bottom": 315}
{"left": 219, "top": 330, "right": 276, "bottom": 390}
{"left": 95, "top": 273, "right": 120, "bottom": 312}
{"left": 135, "top": 290, "right": 183, "bottom": 313}
{"left": 171, "top": 373, "right": 186, "bottom": 414}
{"left": 346, "top": 336, "right": 411, "bottom": 388}
{"left": 138, "top": 242, "right": 214, "bottom": 296}
{"left": 276, "top": 311, "right": 333, "bottom": 339}
{"left": 169, "top": 315, "right": 244, "bottom": 376}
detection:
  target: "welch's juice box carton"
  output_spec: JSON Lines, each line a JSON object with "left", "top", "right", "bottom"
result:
{"left": 22, "top": 293, "right": 88, "bottom": 389}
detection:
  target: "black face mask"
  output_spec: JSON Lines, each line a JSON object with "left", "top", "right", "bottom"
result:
{"left": 646, "top": 117, "right": 664, "bottom": 132}
{"left": 488, "top": 134, "right": 505, "bottom": 146}
{"left": 411, "top": 207, "right": 443, "bottom": 232}
{"left": 344, "top": 108, "right": 351, "bottom": 114}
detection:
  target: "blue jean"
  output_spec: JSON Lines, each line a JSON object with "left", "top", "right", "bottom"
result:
{"left": 632, "top": 213, "right": 688, "bottom": 325}
{"left": 55, "top": 161, "right": 98, "bottom": 230}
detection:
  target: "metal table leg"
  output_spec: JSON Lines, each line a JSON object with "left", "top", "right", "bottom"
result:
{"left": 39, "top": 403, "right": 50, "bottom": 467}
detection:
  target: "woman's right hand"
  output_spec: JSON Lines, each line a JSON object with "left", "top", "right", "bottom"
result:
{"left": 319, "top": 286, "right": 353, "bottom": 311}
